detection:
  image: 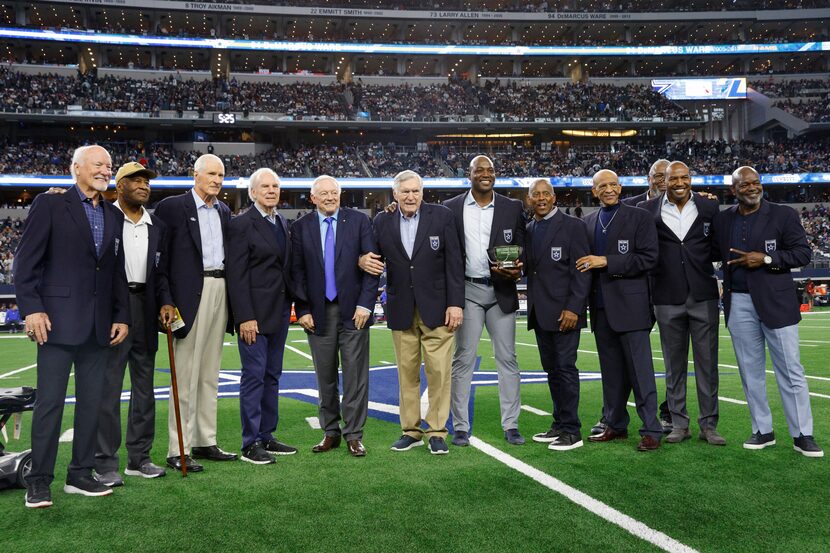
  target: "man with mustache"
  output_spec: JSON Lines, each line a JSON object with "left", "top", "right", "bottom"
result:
{"left": 94, "top": 162, "right": 177, "bottom": 486}
{"left": 15, "top": 145, "right": 130, "bottom": 507}
{"left": 578, "top": 169, "right": 662, "bottom": 452}
{"left": 525, "top": 179, "right": 590, "bottom": 451}
{"left": 712, "top": 166, "right": 822, "bottom": 457}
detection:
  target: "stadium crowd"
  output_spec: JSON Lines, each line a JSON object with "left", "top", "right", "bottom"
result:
{"left": 0, "top": 69, "right": 694, "bottom": 122}
{"left": 3, "top": 138, "right": 830, "bottom": 179}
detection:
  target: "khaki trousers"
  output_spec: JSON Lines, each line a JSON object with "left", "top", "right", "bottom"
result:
{"left": 391, "top": 309, "right": 454, "bottom": 439}
{"left": 167, "top": 277, "right": 228, "bottom": 457}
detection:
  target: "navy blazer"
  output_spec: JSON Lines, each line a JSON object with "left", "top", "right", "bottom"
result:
{"left": 443, "top": 191, "right": 526, "bottom": 313}
{"left": 140, "top": 214, "right": 173, "bottom": 352}
{"left": 226, "top": 206, "right": 292, "bottom": 335}
{"left": 153, "top": 190, "right": 233, "bottom": 338}
{"left": 290, "top": 208, "right": 379, "bottom": 335}
{"left": 584, "top": 203, "right": 658, "bottom": 333}
{"left": 14, "top": 190, "right": 129, "bottom": 346}
{"left": 373, "top": 203, "right": 465, "bottom": 331}
{"left": 639, "top": 194, "right": 719, "bottom": 305}
{"left": 526, "top": 209, "right": 591, "bottom": 332}
{"left": 622, "top": 191, "right": 649, "bottom": 207}
{"left": 712, "top": 200, "right": 810, "bottom": 329}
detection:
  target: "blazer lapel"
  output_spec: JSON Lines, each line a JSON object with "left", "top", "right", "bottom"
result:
{"left": 146, "top": 221, "right": 160, "bottom": 282}
{"left": 604, "top": 205, "right": 625, "bottom": 255}
{"left": 335, "top": 209, "right": 347, "bottom": 264}
{"left": 65, "top": 189, "right": 98, "bottom": 258}
{"left": 277, "top": 213, "right": 291, "bottom": 269}
{"left": 489, "top": 194, "right": 505, "bottom": 249}
{"left": 543, "top": 209, "right": 564, "bottom": 255}
{"left": 749, "top": 200, "right": 772, "bottom": 252}
{"left": 389, "top": 211, "right": 407, "bottom": 259}
{"left": 584, "top": 210, "right": 599, "bottom": 252}
{"left": 310, "top": 214, "right": 325, "bottom": 270}
{"left": 410, "top": 205, "right": 431, "bottom": 257}
{"left": 184, "top": 191, "right": 203, "bottom": 259}
{"left": 101, "top": 201, "right": 118, "bottom": 258}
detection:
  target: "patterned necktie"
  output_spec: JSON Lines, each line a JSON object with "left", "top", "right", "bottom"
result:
{"left": 324, "top": 217, "right": 337, "bottom": 301}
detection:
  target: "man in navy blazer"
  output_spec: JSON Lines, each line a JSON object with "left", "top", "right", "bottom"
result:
{"left": 15, "top": 145, "right": 129, "bottom": 508}
{"left": 94, "top": 162, "right": 177, "bottom": 486}
{"left": 443, "top": 155, "right": 528, "bottom": 447}
{"left": 227, "top": 168, "right": 297, "bottom": 465}
{"left": 712, "top": 166, "right": 822, "bottom": 457}
{"left": 639, "top": 161, "right": 724, "bottom": 447}
{"left": 525, "top": 179, "right": 591, "bottom": 451}
{"left": 578, "top": 169, "right": 663, "bottom": 451}
{"left": 291, "top": 175, "right": 379, "bottom": 457}
{"left": 621, "top": 159, "right": 669, "bottom": 207}
{"left": 371, "top": 170, "right": 464, "bottom": 455}
{"left": 153, "top": 153, "right": 237, "bottom": 472}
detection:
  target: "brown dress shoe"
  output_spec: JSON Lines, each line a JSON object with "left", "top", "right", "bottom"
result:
{"left": 587, "top": 428, "right": 629, "bottom": 442}
{"left": 347, "top": 439, "right": 366, "bottom": 457}
{"left": 636, "top": 435, "right": 661, "bottom": 451}
{"left": 312, "top": 435, "right": 341, "bottom": 453}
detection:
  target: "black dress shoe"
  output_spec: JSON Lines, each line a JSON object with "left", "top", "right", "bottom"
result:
{"left": 166, "top": 455, "right": 204, "bottom": 473}
{"left": 191, "top": 445, "right": 238, "bottom": 461}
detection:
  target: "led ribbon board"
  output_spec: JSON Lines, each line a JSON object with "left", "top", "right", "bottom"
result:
{"left": 3, "top": 174, "right": 829, "bottom": 189}
{"left": 0, "top": 28, "right": 827, "bottom": 57}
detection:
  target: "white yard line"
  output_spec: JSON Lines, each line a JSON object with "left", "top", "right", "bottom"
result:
{"left": 0, "top": 363, "right": 36, "bottom": 379}
{"left": 305, "top": 416, "right": 321, "bottom": 430}
{"left": 285, "top": 344, "right": 314, "bottom": 360}
{"left": 718, "top": 396, "right": 748, "bottom": 405}
{"left": 520, "top": 404, "right": 551, "bottom": 416}
{"left": 469, "top": 436, "right": 699, "bottom": 553}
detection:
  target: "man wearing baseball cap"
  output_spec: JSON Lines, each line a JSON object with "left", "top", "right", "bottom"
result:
{"left": 94, "top": 161, "right": 177, "bottom": 485}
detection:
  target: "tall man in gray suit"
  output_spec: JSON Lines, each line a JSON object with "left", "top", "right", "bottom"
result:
{"left": 291, "top": 175, "right": 379, "bottom": 457}
{"left": 444, "top": 155, "right": 527, "bottom": 447}
{"left": 639, "top": 161, "right": 724, "bottom": 446}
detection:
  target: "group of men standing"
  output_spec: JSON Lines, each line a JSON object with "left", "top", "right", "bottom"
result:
{"left": 13, "top": 147, "right": 823, "bottom": 510}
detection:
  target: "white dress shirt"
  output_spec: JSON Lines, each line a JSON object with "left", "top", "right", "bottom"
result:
{"left": 661, "top": 193, "right": 698, "bottom": 241}
{"left": 115, "top": 201, "right": 152, "bottom": 284}
{"left": 463, "top": 190, "right": 495, "bottom": 278}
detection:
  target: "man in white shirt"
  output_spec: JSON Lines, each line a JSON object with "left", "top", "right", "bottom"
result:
{"left": 94, "top": 162, "right": 177, "bottom": 486}
{"left": 637, "top": 161, "right": 725, "bottom": 446}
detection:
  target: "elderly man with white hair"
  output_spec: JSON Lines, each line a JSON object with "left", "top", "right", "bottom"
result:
{"left": 290, "top": 175, "right": 379, "bottom": 457}
{"left": 368, "top": 170, "right": 464, "bottom": 455}
{"left": 226, "top": 168, "right": 297, "bottom": 464}
{"left": 154, "top": 153, "right": 237, "bottom": 472}
{"left": 15, "top": 145, "right": 129, "bottom": 508}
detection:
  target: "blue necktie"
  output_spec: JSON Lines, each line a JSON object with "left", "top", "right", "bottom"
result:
{"left": 324, "top": 217, "right": 337, "bottom": 301}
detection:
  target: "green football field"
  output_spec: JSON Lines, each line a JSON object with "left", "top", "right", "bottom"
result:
{"left": 0, "top": 312, "right": 828, "bottom": 553}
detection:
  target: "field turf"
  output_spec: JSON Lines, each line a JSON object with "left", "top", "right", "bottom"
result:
{"left": 0, "top": 312, "right": 828, "bottom": 552}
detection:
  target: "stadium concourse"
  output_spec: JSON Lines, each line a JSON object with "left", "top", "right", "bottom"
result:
{"left": 1, "top": 0, "right": 830, "bottom": 551}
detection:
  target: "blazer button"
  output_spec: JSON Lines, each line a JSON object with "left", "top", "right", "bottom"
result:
{"left": 410, "top": 265, "right": 414, "bottom": 269}
{"left": 96, "top": 266, "right": 100, "bottom": 271}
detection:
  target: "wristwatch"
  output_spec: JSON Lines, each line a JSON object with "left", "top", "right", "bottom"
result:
{"left": 763, "top": 255, "right": 772, "bottom": 265}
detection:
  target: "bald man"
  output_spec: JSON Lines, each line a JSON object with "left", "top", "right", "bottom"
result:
{"left": 15, "top": 145, "right": 129, "bottom": 507}
{"left": 578, "top": 169, "right": 662, "bottom": 451}
{"left": 622, "top": 159, "right": 669, "bottom": 207}
{"left": 712, "top": 166, "right": 822, "bottom": 457}
{"left": 444, "top": 155, "right": 527, "bottom": 446}
{"left": 639, "top": 161, "right": 723, "bottom": 446}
